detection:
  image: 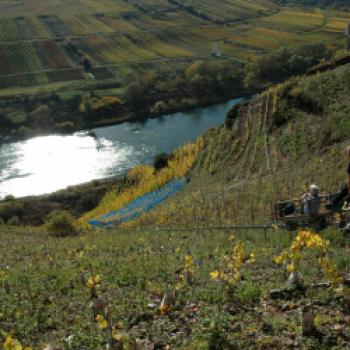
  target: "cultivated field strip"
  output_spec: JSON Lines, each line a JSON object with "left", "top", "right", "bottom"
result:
{"left": 0, "top": 0, "right": 349, "bottom": 90}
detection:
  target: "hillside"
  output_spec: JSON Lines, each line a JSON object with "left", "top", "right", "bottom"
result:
{"left": 1, "top": 62, "right": 350, "bottom": 349}
{"left": 112, "top": 60, "right": 350, "bottom": 230}
{"left": 0, "top": 0, "right": 349, "bottom": 92}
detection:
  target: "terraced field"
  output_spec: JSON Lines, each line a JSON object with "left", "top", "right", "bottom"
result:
{"left": 0, "top": 0, "right": 349, "bottom": 90}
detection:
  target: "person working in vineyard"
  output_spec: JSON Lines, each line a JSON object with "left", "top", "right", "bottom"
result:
{"left": 300, "top": 184, "right": 320, "bottom": 214}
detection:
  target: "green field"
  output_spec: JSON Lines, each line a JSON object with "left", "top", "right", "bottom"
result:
{"left": 0, "top": 0, "right": 349, "bottom": 91}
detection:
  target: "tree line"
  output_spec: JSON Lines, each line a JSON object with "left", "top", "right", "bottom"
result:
{"left": 124, "top": 43, "right": 332, "bottom": 116}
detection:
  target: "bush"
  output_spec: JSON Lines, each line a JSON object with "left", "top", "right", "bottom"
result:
{"left": 0, "top": 201, "right": 24, "bottom": 222}
{"left": 153, "top": 153, "right": 170, "bottom": 171}
{"left": 0, "top": 217, "right": 5, "bottom": 225}
{"left": 29, "top": 104, "right": 51, "bottom": 126}
{"left": 55, "top": 121, "right": 75, "bottom": 132}
{"left": 225, "top": 104, "right": 240, "bottom": 129}
{"left": 235, "top": 282, "right": 263, "bottom": 304}
{"left": 17, "top": 126, "right": 30, "bottom": 137}
{"left": 45, "top": 210, "right": 77, "bottom": 236}
{"left": 151, "top": 100, "right": 167, "bottom": 115}
{"left": 7, "top": 216, "right": 20, "bottom": 226}
{"left": 76, "top": 193, "right": 100, "bottom": 212}
{"left": 126, "top": 165, "right": 154, "bottom": 186}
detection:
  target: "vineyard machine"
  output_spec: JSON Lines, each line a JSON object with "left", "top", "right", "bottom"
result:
{"left": 274, "top": 194, "right": 350, "bottom": 231}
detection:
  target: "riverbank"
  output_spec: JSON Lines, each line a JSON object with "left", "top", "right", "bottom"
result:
{"left": 0, "top": 58, "right": 246, "bottom": 143}
{"left": 0, "top": 175, "right": 125, "bottom": 226}
{"left": 0, "top": 88, "right": 248, "bottom": 145}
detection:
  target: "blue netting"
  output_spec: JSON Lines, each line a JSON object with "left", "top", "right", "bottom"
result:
{"left": 89, "top": 177, "right": 187, "bottom": 228}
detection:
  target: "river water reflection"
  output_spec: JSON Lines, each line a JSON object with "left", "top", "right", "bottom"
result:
{"left": 0, "top": 98, "right": 243, "bottom": 198}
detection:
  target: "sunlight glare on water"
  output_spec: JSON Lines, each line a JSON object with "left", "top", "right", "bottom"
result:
{"left": 0, "top": 98, "right": 243, "bottom": 199}
{"left": 0, "top": 134, "right": 134, "bottom": 198}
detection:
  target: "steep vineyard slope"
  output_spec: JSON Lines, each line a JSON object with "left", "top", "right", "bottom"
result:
{"left": 0, "top": 0, "right": 349, "bottom": 91}
{"left": 128, "top": 62, "right": 350, "bottom": 228}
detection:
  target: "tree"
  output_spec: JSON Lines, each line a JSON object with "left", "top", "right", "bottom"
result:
{"left": 151, "top": 101, "right": 167, "bottom": 115}
{"left": 287, "top": 55, "right": 309, "bottom": 75}
{"left": 45, "top": 210, "right": 77, "bottom": 236}
{"left": 189, "top": 74, "right": 206, "bottom": 98}
{"left": 124, "top": 82, "right": 147, "bottom": 112}
{"left": 29, "top": 104, "right": 51, "bottom": 127}
{"left": 243, "top": 63, "right": 260, "bottom": 89}
{"left": 154, "top": 153, "right": 170, "bottom": 171}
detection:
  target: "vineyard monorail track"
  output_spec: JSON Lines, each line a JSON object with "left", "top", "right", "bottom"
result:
{"left": 150, "top": 224, "right": 275, "bottom": 233}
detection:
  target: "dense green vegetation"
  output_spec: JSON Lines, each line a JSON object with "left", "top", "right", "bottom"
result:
{"left": 0, "top": 178, "right": 123, "bottom": 226}
{"left": 244, "top": 43, "right": 331, "bottom": 86}
{"left": 271, "top": 62, "right": 350, "bottom": 147}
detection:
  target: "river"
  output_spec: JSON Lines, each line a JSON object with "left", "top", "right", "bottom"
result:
{"left": 0, "top": 98, "right": 243, "bottom": 199}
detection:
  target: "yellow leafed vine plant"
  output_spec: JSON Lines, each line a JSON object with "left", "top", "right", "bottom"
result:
{"left": 78, "top": 137, "right": 204, "bottom": 228}
{"left": 210, "top": 240, "right": 255, "bottom": 293}
{"left": 273, "top": 230, "right": 343, "bottom": 285}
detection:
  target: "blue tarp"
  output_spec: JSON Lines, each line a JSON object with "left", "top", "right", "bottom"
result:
{"left": 89, "top": 177, "right": 187, "bottom": 228}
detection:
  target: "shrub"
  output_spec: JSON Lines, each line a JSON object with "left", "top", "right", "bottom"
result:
{"left": 7, "top": 216, "right": 20, "bottom": 226}
{"left": 29, "top": 104, "right": 51, "bottom": 126}
{"left": 6, "top": 111, "right": 27, "bottom": 125}
{"left": 45, "top": 210, "right": 77, "bottom": 236}
{"left": 151, "top": 100, "right": 167, "bottom": 115}
{"left": 0, "top": 201, "right": 24, "bottom": 222}
{"left": 0, "top": 217, "right": 5, "bottom": 225}
{"left": 335, "top": 255, "right": 350, "bottom": 271}
{"left": 153, "top": 153, "right": 170, "bottom": 171}
{"left": 180, "top": 98, "right": 197, "bottom": 109}
{"left": 83, "top": 57, "right": 93, "bottom": 73}
{"left": 17, "top": 126, "right": 30, "bottom": 137}
{"left": 235, "top": 282, "right": 263, "bottom": 304}
{"left": 76, "top": 193, "right": 100, "bottom": 212}
{"left": 225, "top": 104, "right": 240, "bottom": 129}
{"left": 126, "top": 165, "right": 154, "bottom": 186}
{"left": 55, "top": 121, "right": 75, "bottom": 132}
